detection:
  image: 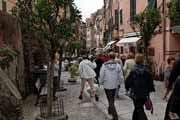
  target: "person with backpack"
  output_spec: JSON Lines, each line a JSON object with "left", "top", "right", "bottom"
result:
{"left": 125, "top": 54, "right": 155, "bottom": 120}
{"left": 99, "top": 52, "right": 124, "bottom": 120}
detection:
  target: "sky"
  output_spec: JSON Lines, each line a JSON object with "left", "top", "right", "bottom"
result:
{"left": 74, "top": 0, "right": 104, "bottom": 21}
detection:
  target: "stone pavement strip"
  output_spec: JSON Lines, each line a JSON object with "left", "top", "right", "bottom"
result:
{"left": 22, "top": 72, "right": 107, "bottom": 120}
{"left": 22, "top": 71, "right": 167, "bottom": 120}
{"left": 85, "top": 81, "right": 167, "bottom": 120}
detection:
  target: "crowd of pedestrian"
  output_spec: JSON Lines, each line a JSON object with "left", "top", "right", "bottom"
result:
{"left": 33, "top": 49, "right": 180, "bottom": 120}
{"left": 77, "top": 49, "right": 180, "bottom": 120}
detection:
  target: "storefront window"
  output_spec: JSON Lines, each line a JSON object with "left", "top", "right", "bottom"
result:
{"left": 129, "top": 46, "right": 135, "bottom": 54}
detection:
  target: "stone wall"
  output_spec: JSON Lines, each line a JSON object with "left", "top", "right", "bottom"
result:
{"left": 0, "top": 11, "right": 23, "bottom": 120}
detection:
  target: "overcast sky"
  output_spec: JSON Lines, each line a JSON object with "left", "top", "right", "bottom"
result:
{"left": 74, "top": 0, "right": 103, "bottom": 21}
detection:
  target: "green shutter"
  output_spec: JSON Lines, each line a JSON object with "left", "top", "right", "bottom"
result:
{"left": 115, "top": 9, "right": 119, "bottom": 25}
{"left": 130, "top": 0, "right": 136, "bottom": 21}
{"left": 120, "top": 9, "right": 123, "bottom": 25}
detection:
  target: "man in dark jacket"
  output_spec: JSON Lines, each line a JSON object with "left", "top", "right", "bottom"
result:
{"left": 125, "top": 54, "right": 155, "bottom": 120}
{"left": 94, "top": 53, "right": 104, "bottom": 85}
{"left": 164, "top": 56, "right": 180, "bottom": 120}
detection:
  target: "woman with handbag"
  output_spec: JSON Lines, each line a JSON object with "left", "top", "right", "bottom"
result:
{"left": 125, "top": 54, "right": 155, "bottom": 120}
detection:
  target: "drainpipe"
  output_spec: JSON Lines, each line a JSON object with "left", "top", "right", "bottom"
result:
{"left": 162, "top": 0, "right": 166, "bottom": 61}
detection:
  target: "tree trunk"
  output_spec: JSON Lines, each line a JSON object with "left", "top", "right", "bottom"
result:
{"left": 47, "top": 60, "right": 54, "bottom": 116}
{"left": 58, "top": 49, "right": 63, "bottom": 89}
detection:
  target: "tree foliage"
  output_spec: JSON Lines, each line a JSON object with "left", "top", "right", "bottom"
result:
{"left": 131, "top": 8, "right": 161, "bottom": 47}
{"left": 131, "top": 8, "right": 161, "bottom": 64}
{"left": 168, "top": 0, "right": 180, "bottom": 25}
{"left": 0, "top": 47, "right": 17, "bottom": 69}
{"left": 12, "top": 0, "right": 81, "bottom": 116}
{"left": 12, "top": 0, "right": 81, "bottom": 58}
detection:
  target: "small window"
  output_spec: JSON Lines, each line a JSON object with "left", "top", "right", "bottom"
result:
{"left": 115, "top": 9, "right": 119, "bottom": 26}
{"left": 120, "top": 46, "right": 124, "bottom": 54}
{"left": 148, "top": 48, "right": 155, "bottom": 56}
{"left": 129, "top": 46, "right": 135, "bottom": 54}
{"left": 119, "top": 9, "right": 123, "bottom": 25}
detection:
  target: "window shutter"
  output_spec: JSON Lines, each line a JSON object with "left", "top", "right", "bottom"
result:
{"left": 120, "top": 9, "right": 123, "bottom": 25}
{"left": 2, "top": 0, "right": 7, "bottom": 12}
{"left": 130, "top": 0, "right": 136, "bottom": 21}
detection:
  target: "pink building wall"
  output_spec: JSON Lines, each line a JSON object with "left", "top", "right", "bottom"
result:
{"left": 119, "top": 0, "right": 148, "bottom": 34}
{"left": 115, "top": 0, "right": 180, "bottom": 67}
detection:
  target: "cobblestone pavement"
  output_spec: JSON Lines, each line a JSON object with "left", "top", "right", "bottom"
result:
{"left": 87, "top": 81, "right": 168, "bottom": 120}
{"left": 22, "top": 95, "right": 40, "bottom": 120}
{"left": 60, "top": 72, "right": 107, "bottom": 120}
{"left": 22, "top": 71, "right": 167, "bottom": 120}
{"left": 22, "top": 72, "right": 106, "bottom": 120}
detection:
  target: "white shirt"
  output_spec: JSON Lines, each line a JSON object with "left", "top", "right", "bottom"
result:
{"left": 78, "top": 59, "right": 97, "bottom": 79}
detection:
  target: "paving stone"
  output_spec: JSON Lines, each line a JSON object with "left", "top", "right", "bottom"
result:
{"left": 22, "top": 72, "right": 106, "bottom": 120}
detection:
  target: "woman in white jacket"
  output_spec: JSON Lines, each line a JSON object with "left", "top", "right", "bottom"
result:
{"left": 123, "top": 53, "right": 135, "bottom": 80}
{"left": 99, "top": 52, "right": 124, "bottom": 120}
{"left": 78, "top": 55, "right": 99, "bottom": 101}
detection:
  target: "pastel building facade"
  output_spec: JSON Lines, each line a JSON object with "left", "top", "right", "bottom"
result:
{"left": 109, "top": 0, "right": 180, "bottom": 68}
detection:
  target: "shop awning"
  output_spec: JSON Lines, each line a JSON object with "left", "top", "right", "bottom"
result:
{"left": 107, "top": 41, "right": 116, "bottom": 45}
{"left": 103, "top": 41, "right": 116, "bottom": 51}
{"left": 116, "top": 37, "right": 141, "bottom": 46}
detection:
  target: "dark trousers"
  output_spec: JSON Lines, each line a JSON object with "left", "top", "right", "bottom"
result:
{"left": 105, "top": 89, "right": 118, "bottom": 120}
{"left": 132, "top": 97, "right": 148, "bottom": 120}
{"left": 53, "top": 76, "right": 58, "bottom": 98}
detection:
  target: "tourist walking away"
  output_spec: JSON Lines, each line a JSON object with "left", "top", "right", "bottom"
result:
{"left": 123, "top": 53, "right": 135, "bottom": 94}
{"left": 94, "top": 52, "right": 104, "bottom": 85}
{"left": 121, "top": 54, "right": 127, "bottom": 66}
{"left": 53, "top": 55, "right": 59, "bottom": 100}
{"left": 99, "top": 52, "right": 124, "bottom": 120}
{"left": 115, "top": 52, "right": 124, "bottom": 98}
{"left": 115, "top": 52, "right": 123, "bottom": 66}
{"left": 163, "top": 56, "right": 175, "bottom": 100}
{"left": 164, "top": 55, "right": 180, "bottom": 120}
{"left": 125, "top": 54, "right": 155, "bottom": 120}
{"left": 78, "top": 55, "right": 99, "bottom": 101}
{"left": 34, "top": 65, "right": 47, "bottom": 106}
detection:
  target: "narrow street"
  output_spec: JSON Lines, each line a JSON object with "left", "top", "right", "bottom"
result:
{"left": 22, "top": 72, "right": 107, "bottom": 120}
{"left": 22, "top": 71, "right": 168, "bottom": 120}
{"left": 61, "top": 72, "right": 106, "bottom": 120}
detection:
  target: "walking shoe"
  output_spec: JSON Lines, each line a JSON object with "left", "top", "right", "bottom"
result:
{"left": 78, "top": 95, "right": 83, "bottom": 100}
{"left": 95, "top": 95, "right": 99, "bottom": 102}
{"left": 108, "top": 109, "right": 112, "bottom": 115}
